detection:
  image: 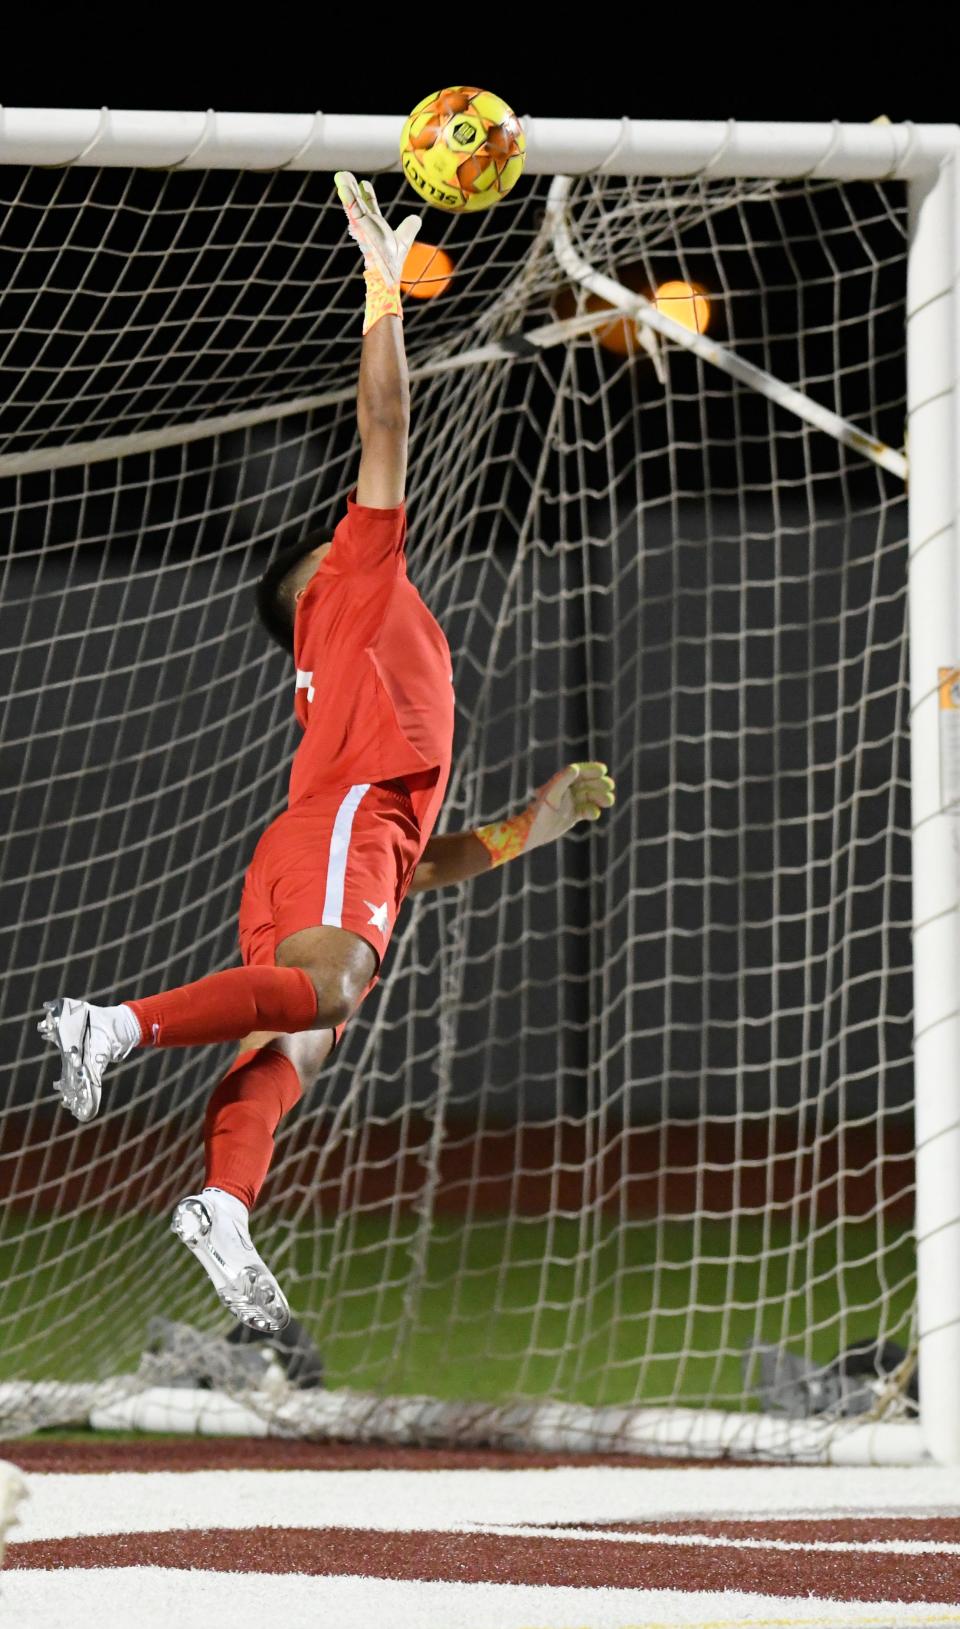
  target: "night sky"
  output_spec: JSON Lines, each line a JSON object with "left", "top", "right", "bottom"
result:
{"left": 6, "top": 9, "right": 953, "bottom": 128}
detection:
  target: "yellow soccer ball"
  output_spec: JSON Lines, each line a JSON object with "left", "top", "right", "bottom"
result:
{"left": 400, "top": 87, "right": 526, "bottom": 213}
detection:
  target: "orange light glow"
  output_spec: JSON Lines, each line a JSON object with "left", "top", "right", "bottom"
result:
{"left": 653, "top": 280, "right": 710, "bottom": 334}
{"left": 400, "top": 241, "right": 454, "bottom": 299}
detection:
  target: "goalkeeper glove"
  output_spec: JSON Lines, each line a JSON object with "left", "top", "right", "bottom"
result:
{"left": 334, "top": 170, "right": 421, "bottom": 334}
{"left": 476, "top": 762, "right": 616, "bottom": 867}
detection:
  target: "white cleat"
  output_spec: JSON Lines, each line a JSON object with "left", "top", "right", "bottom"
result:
{"left": 171, "top": 1190, "right": 291, "bottom": 1334}
{"left": 37, "top": 998, "right": 136, "bottom": 1123}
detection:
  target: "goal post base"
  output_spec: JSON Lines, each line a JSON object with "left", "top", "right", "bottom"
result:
{"left": 91, "top": 1391, "right": 931, "bottom": 1466}
{"left": 0, "top": 1382, "right": 927, "bottom": 1466}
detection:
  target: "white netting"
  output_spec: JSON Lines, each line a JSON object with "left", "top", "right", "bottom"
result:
{"left": 0, "top": 157, "right": 916, "bottom": 1455}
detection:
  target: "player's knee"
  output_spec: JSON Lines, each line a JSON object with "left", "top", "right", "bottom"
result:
{"left": 275, "top": 927, "right": 375, "bottom": 1029}
{"left": 302, "top": 964, "right": 360, "bottom": 1030}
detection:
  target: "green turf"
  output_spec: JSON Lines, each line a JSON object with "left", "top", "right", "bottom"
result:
{"left": 31, "top": 1429, "right": 210, "bottom": 1445}
{"left": 0, "top": 1207, "right": 915, "bottom": 1415}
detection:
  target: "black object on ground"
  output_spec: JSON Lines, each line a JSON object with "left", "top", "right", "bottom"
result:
{"left": 743, "top": 1338, "right": 918, "bottom": 1419}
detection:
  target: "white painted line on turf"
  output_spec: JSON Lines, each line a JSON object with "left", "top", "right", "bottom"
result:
{"left": 11, "top": 1464, "right": 960, "bottom": 1544}
{"left": 458, "top": 1520, "right": 960, "bottom": 1555}
{"left": 3, "top": 1570, "right": 960, "bottom": 1629}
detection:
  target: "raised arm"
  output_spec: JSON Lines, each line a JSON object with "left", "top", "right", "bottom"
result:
{"left": 409, "top": 763, "right": 616, "bottom": 895}
{"left": 335, "top": 172, "right": 420, "bottom": 510}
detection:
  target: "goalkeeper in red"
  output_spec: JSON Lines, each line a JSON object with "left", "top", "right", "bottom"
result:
{"left": 37, "top": 175, "right": 615, "bottom": 1334}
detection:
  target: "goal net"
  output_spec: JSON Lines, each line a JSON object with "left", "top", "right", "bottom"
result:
{"left": 0, "top": 136, "right": 923, "bottom": 1458}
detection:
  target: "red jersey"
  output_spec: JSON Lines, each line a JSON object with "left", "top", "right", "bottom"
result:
{"left": 288, "top": 492, "right": 454, "bottom": 807}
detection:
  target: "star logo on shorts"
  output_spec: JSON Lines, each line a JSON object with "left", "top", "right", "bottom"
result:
{"left": 364, "top": 900, "right": 389, "bottom": 935}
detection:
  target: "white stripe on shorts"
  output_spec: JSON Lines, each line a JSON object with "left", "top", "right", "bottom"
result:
{"left": 321, "top": 783, "right": 371, "bottom": 929}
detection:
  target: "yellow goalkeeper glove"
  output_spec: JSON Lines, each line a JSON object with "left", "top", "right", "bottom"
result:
{"left": 476, "top": 762, "right": 616, "bottom": 867}
{"left": 334, "top": 170, "right": 421, "bottom": 334}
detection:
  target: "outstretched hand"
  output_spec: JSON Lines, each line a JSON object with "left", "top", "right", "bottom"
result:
{"left": 526, "top": 762, "right": 616, "bottom": 851}
{"left": 473, "top": 761, "right": 616, "bottom": 869}
{"left": 334, "top": 171, "right": 421, "bottom": 290}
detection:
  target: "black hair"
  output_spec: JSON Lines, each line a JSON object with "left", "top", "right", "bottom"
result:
{"left": 255, "top": 533, "right": 327, "bottom": 655}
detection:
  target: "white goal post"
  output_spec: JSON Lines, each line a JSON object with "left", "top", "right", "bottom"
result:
{"left": 0, "top": 109, "right": 959, "bottom": 1466}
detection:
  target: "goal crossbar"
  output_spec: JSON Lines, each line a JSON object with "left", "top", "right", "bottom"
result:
{"left": 0, "top": 107, "right": 956, "bottom": 180}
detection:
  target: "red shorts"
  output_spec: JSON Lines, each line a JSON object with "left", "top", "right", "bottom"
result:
{"left": 238, "top": 772, "right": 443, "bottom": 1031}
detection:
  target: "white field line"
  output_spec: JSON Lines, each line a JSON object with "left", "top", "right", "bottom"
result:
{"left": 12, "top": 1465, "right": 960, "bottom": 1544}
{"left": 3, "top": 1570, "right": 960, "bottom": 1629}
{"left": 458, "top": 1521, "right": 960, "bottom": 1556}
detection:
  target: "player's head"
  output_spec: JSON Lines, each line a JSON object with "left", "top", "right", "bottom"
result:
{"left": 256, "top": 536, "right": 331, "bottom": 653}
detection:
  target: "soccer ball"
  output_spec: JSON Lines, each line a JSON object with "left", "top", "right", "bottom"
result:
{"left": 400, "top": 87, "right": 525, "bottom": 213}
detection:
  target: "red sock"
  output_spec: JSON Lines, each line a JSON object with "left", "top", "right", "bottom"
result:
{"left": 203, "top": 1046, "right": 303, "bottom": 1210}
{"left": 126, "top": 965, "right": 318, "bottom": 1048}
